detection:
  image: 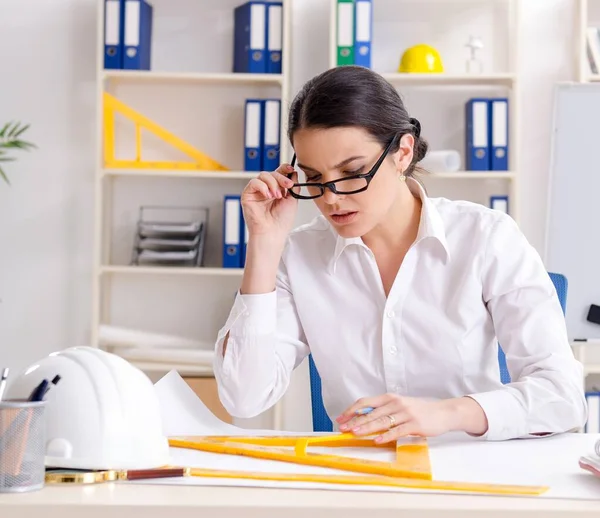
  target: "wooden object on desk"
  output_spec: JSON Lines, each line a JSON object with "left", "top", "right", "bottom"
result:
{"left": 183, "top": 376, "right": 232, "bottom": 424}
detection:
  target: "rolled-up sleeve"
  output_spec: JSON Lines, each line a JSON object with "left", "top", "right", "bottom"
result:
{"left": 213, "top": 259, "right": 310, "bottom": 419}
{"left": 468, "top": 215, "right": 587, "bottom": 440}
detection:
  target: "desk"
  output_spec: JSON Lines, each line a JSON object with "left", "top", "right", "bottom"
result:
{"left": 1, "top": 483, "right": 600, "bottom": 518}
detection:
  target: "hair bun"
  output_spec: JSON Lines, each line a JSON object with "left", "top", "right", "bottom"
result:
{"left": 409, "top": 117, "right": 421, "bottom": 138}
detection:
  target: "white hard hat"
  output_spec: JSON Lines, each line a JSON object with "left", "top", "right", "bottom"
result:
{"left": 6, "top": 346, "right": 170, "bottom": 470}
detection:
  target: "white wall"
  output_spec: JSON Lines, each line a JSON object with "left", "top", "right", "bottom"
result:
{"left": 0, "top": 0, "right": 97, "bottom": 371}
{"left": 0, "top": 0, "right": 580, "bottom": 430}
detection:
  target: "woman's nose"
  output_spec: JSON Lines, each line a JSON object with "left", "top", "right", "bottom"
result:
{"left": 322, "top": 188, "right": 340, "bottom": 205}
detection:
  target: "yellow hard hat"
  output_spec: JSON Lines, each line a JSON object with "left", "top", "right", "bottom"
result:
{"left": 398, "top": 44, "right": 444, "bottom": 73}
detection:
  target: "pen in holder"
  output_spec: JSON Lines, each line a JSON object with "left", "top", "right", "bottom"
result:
{"left": 0, "top": 400, "right": 46, "bottom": 493}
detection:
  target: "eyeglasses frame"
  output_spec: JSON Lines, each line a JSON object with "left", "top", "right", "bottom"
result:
{"left": 286, "top": 133, "right": 400, "bottom": 200}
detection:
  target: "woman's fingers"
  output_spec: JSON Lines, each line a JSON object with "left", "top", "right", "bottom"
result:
{"left": 342, "top": 405, "right": 391, "bottom": 432}
{"left": 258, "top": 172, "right": 284, "bottom": 198}
{"left": 273, "top": 164, "right": 296, "bottom": 189}
{"left": 374, "top": 421, "right": 416, "bottom": 444}
{"left": 246, "top": 178, "right": 273, "bottom": 200}
{"left": 352, "top": 411, "right": 409, "bottom": 437}
{"left": 337, "top": 394, "right": 395, "bottom": 425}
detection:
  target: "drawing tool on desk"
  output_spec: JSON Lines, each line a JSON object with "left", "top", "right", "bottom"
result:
{"left": 169, "top": 433, "right": 432, "bottom": 480}
{"left": 45, "top": 467, "right": 189, "bottom": 484}
{"left": 185, "top": 467, "right": 548, "bottom": 496}
{"left": 41, "top": 375, "right": 61, "bottom": 400}
{"left": 170, "top": 433, "right": 548, "bottom": 497}
{"left": 28, "top": 379, "right": 48, "bottom": 402}
{"left": 0, "top": 368, "right": 8, "bottom": 401}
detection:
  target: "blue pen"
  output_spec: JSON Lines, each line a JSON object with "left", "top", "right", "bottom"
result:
{"left": 0, "top": 368, "right": 9, "bottom": 401}
{"left": 355, "top": 406, "right": 374, "bottom": 415}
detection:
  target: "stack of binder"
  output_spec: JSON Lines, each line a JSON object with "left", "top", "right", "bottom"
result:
{"left": 103, "top": 0, "right": 153, "bottom": 70}
{"left": 465, "top": 97, "right": 509, "bottom": 171}
{"left": 223, "top": 195, "right": 248, "bottom": 268}
{"left": 131, "top": 206, "right": 208, "bottom": 268}
{"left": 335, "top": 0, "right": 372, "bottom": 68}
{"left": 244, "top": 98, "right": 281, "bottom": 171}
{"left": 233, "top": 1, "right": 283, "bottom": 74}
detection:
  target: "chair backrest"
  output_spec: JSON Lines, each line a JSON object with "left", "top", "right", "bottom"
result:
{"left": 308, "top": 355, "right": 334, "bottom": 432}
{"left": 498, "top": 271, "right": 568, "bottom": 384}
{"left": 309, "top": 271, "right": 569, "bottom": 432}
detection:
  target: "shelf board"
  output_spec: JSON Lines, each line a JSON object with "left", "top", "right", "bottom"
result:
{"left": 426, "top": 171, "right": 515, "bottom": 179}
{"left": 584, "top": 364, "right": 600, "bottom": 375}
{"left": 103, "top": 169, "right": 513, "bottom": 180}
{"left": 112, "top": 356, "right": 214, "bottom": 376}
{"left": 103, "top": 169, "right": 258, "bottom": 180}
{"left": 380, "top": 73, "right": 515, "bottom": 87}
{"left": 100, "top": 265, "right": 244, "bottom": 276}
{"left": 102, "top": 70, "right": 283, "bottom": 85}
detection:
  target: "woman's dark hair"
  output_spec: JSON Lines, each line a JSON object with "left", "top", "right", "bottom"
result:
{"left": 287, "top": 65, "right": 428, "bottom": 179}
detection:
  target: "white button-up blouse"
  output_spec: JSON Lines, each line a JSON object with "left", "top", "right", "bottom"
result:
{"left": 213, "top": 179, "right": 587, "bottom": 440}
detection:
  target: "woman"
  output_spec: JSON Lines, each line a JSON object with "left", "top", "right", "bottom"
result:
{"left": 213, "top": 65, "right": 586, "bottom": 442}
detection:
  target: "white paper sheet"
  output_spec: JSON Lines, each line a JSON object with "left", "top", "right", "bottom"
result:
{"left": 147, "top": 370, "right": 600, "bottom": 500}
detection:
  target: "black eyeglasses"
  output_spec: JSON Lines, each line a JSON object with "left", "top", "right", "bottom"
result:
{"left": 286, "top": 134, "right": 399, "bottom": 200}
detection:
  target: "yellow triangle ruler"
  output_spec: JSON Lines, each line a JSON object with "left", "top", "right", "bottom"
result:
{"left": 103, "top": 92, "right": 229, "bottom": 171}
{"left": 169, "top": 433, "right": 548, "bottom": 496}
{"left": 169, "top": 433, "right": 432, "bottom": 480}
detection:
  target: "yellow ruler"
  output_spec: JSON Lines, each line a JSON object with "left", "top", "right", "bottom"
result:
{"left": 103, "top": 92, "right": 229, "bottom": 171}
{"left": 186, "top": 467, "right": 548, "bottom": 496}
{"left": 197, "top": 433, "right": 391, "bottom": 449}
{"left": 169, "top": 433, "right": 432, "bottom": 480}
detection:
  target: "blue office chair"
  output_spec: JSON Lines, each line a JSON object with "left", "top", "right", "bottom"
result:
{"left": 308, "top": 272, "right": 569, "bottom": 432}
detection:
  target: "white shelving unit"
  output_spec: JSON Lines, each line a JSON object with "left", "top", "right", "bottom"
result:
{"left": 91, "top": 0, "right": 293, "bottom": 386}
{"left": 577, "top": 0, "right": 600, "bottom": 83}
{"left": 573, "top": 0, "right": 600, "bottom": 385}
{"left": 328, "top": 0, "right": 520, "bottom": 223}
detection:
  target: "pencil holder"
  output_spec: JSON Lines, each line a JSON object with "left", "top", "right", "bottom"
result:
{"left": 0, "top": 400, "right": 46, "bottom": 493}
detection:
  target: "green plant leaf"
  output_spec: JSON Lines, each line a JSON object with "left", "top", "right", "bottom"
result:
{"left": 12, "top": 124, "right": 30, "bottom": 139}
{"left": 0, "top": 123, "right": 9, "bottom": 139}
{"left": 0, "top": 166, "right": 10, "bottom": 185}
{"left": 1, "top": 140, "right": 35, "bottom": 150}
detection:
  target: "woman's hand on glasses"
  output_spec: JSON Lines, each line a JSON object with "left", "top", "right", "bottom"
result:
{"left": 241, "top": 164, "right": 298, "bottom": 239}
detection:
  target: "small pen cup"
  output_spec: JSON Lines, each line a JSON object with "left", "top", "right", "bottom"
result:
{"left": 0, "top": 400, "right": 46, "bottom": 493}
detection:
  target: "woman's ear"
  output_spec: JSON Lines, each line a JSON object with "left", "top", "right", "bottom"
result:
{"left": 394, "top": 133, "right": 415, "bottom": 172}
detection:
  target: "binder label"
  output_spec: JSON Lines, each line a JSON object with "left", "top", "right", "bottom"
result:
{"left": 251, "top": 3, "right": 266, "bottom": 50}
{"left": 268, "top": 5, "right": 283, "bottom": 52}
{"left": 225, "top": 199, "right": 241, "bottom": 246}
{"left": 245, "top": 102, "right": 261, "bottom": 149}
{"left": 338, "top": 3, "right": 353, "bottom": 49}
{"left": 125, "top": 0, "right": 141, "bottom": 47}
{"left": 473, "top": 101, "right": 488, "bottom": 148}
{"left": 105, "top": 0, "right": 121, "bottom": 46}
{"left": 264, "top": 100, "right": 280, "bottom": 146}
{"left": 493, "top": 101, "right": 508, "bottom": 149}
{"left": 356, "top": 1, "right": 371, "bottom": 44}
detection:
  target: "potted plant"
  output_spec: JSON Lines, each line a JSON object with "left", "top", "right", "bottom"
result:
{"left": 0, "top": 121, "right": 36, "bottom": 184}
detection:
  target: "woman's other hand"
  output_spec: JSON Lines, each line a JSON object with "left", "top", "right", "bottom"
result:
{"left": 336, "top": 393, "right": 488, "bottom": 443}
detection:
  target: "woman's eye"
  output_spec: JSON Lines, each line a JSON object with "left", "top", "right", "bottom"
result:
{"left": 306, "top": 175, "right": 321, "bottom": 183}
{"left": 344, "top": 167, "right": 364, "bottom": 176}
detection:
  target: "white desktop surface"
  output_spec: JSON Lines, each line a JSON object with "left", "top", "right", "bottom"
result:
{"left": 3, "top": 372, "right": 600, "bottom": 517}
{"left": 1, "top": 482, "right": 600, "bottom": 518}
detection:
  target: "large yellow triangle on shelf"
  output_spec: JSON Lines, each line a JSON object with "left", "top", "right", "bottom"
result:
{"left": 103, "top": 92, "right": 229, "bottom": 171}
